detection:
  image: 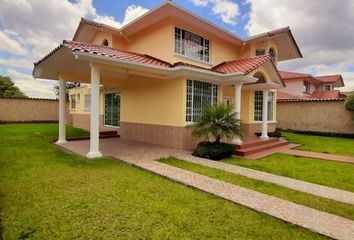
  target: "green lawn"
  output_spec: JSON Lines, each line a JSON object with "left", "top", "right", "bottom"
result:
{"left": 160, "top": 157, "right": 354, "bottom": 221}
{"left": 222, "top": 153, "right": 354, "bottom": 192}
{"left": 282, "top": 131, "right": 354, "bottom": 156}
{"left": 0, "top": 124, "right": 326, "bottom": 239}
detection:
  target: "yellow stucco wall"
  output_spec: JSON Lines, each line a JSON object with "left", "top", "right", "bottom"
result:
{"left": 69, "top": 78, "right": 185, "bottom": 127}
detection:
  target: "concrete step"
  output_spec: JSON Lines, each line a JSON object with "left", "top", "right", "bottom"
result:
{"left": 53, "top": 131, "right": 120, "bottom": 142}
{"left": 235, "top": 138, "right": 279, "bottom": 149}
{"left": 235, "top": 139, "right": 289, "bottom": 156}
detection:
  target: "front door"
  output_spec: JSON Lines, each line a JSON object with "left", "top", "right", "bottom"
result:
{"left": 104, "top": 93, "right": 120, "bottom": 127}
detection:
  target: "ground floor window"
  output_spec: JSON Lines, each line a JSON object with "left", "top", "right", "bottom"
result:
{"left": 84, "top": 94, "right": 91, "bottom": 111}
{"left": 104, "top": 93, "right": 120, "bottom": 127}
{"left": 186, "top": 80, "right": 218, "bottom": 123}
{"left": 70, "top": 95, "right": 76, "bottom": 109}
{"left": 254, "top": 91, "right": 274, "bottom": 121}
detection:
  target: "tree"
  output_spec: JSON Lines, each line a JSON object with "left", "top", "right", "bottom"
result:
{"left": 53, "top": 82, "right": 80, "bottom": 100}
{"left": 192, "top": 103, "right": 241, "bottom": 143}
{"left": 0, "top": 75, "right": 27, "bottom": 98}
{"left": 344, "top": 93, "right": 354, "bottom": 126}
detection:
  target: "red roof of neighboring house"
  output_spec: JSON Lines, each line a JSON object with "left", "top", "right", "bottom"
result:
{"left": 309, "top": 90, "right": 342, "bottom": 99}
{"left": 34, "top": 40, "right": 277, "bottom": 77}
{"left": 277, "top": 90, "right": 346, "bottom": 102}
{"left": 212, "top": 55, "right": 273, "bottom": 75}
{"left": 315, "top": 75, "right": 344, "bottom": 86}
{"left": 276, "top": 91, "right": 301, "bottom": 100}
{"left": 279, "top": 71, "right": 311, "bottom": 79}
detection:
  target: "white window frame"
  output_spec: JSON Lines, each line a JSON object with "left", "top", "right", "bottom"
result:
{"left": 84, "top": 94, "right": 91, "bottom": 111}
{"left": 186, "top": 80, "right": 218, "bottom": 124}
{"left": 175, "top": 27, "right": 210, "bottom": 63}
{"left": 303, "top": 81, "right": 311, "bottom": 94}
{"left": 104, "top": 93, "right": 120, "bottom": 128}
{"left": 70, "top": 95, "right": 76, "bottom": 110}
{"left": 253, "top": 91, "right": 274, "bottom": 122}
{"left": 325, "top": 84, "right": 333, "bottom": 91}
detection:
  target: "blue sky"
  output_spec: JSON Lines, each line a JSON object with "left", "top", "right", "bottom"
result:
{"left": 0, "top": 0, "right": 353, "bottom": 98}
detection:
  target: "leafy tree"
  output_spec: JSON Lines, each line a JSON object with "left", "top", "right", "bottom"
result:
{"left": 0, "top": 75, "right": 27, "bottom": 98}
{"left": 53, "top": 82, "right": 80, "bottom": 100}
{"left": 192, "top": 103, "right": 241, "bottom": 143}
{"left": 344, "top": 93, "right": 354, "bottom": 126}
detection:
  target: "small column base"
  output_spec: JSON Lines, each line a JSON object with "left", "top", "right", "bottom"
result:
{"left": 231, "top": 137, "right": 243, "bottom": 144}
{"left": 55, "top": 139, "right": 68, "bottom": 145}
{"left": 86, "top": 151, "right": 103, "bottom": 159}
{"left": 260, "top": 134, "right": 269, "bottom": 139}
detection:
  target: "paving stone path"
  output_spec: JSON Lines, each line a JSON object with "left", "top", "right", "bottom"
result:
{"left": 172, "top": 152, "right": 354, "bottom": 205}
{"left": 281, "top": 149, "right": 354, "bottom": 164}
{"left": 61, "top": 138, "right": 354, "bottom": 240}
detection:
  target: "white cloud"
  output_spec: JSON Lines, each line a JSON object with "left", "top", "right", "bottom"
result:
{"left": 0, "top": 0, "right": 148, "bottom": 98}
{"left": 6, "top": 69, "right": 56, "bottom": 98}
{"left": 0, "top": 31, "right": 27, "bottom": 55}
{"left": 93, "top": 5, "right": 148, "bottom": 29}
{"left": 0, "top": 58, "right": 33, "bottom": 69}
{"left": 189, "top": 0, "right": 209, "bottom": 7}
{"left": 189, "top": 0, "right": 240, "bottom": 25}
{"left": 245, "top": 0, "right": 354, "bottom": 90}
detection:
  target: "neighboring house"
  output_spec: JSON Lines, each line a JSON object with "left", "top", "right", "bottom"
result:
{"left": 278, "top": 71, "right": 346, "bottom": 100}
{"left": 276, "top": 71, "right": 352, "bottom": 134}
{"left": 33, "top": 1, "right": 302, "bottom": 158}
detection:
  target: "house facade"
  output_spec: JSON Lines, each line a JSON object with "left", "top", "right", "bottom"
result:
{"left": 33, "top": 1, "right": 302, "bottom": 158}
{"left": 278, "top": 71, "right": 345, "bottom": 100}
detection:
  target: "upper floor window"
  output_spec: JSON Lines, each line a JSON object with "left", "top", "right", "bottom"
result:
{"left": 102, "top": 39, "right": 109, "bottom": 46}
{"left": 268, "top": 47, "right": 276, "bottom": 63}
{"left": 325, "top": 84, "right": 333, "bottom": 91}
{"left": 256, "top": 49, "right": 266, "bottom": 56}
{"left": 186, "top": 80, "right": 218, "bottom": 123}
{"left": 303, "top": 81, "right": 311, "bottom": 94}
{"left": 175, "top": 27, "right": 210, "bottom": 63}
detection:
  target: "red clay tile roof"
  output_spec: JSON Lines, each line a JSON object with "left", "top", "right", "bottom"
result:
{"left": 315, "top": 75, "right": 344, "bottom": 86}
{"left": 34, "top": 40, "right": 277, "bottom": 77}
{"left": 277, "top": 90, "right": 346, "bottom": 102}
{"left": 276, "top": 91, "right": 301, "bottom": 100}
{"left": 279, "top": 71, "right": 312, "bottom": 79}
{"left": 309, "top": 90, "right": 342, "bottom": 99}
{"left": 34, "top": 40, "right": 172, "bottom": 68}
{"left": 212, "top": 55, "right": 273, "bottom": 74}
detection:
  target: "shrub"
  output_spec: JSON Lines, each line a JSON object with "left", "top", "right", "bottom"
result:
{"left": 192, "top": 141, "right": 235, "bottom": 160}
{"left": 344, "top": 94, "right": 354, "bottom": 111}
{"left": 268, "top": 129, "right": 282, "bottom": 138}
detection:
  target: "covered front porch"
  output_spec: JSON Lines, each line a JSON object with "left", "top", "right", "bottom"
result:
{"left": 33, "top": 41, "right": 283, "bottom": 158}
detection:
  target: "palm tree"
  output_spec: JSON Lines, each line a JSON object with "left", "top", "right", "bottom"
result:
{"left": 192, "top": 103, "right": 241, "bottom": 143}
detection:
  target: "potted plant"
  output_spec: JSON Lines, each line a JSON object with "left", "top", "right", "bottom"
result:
{"left": 191, "top": 103, "right": 241, "bottom": 160}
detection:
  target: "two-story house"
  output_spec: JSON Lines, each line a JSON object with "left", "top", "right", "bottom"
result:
{"left": 32, "top": 1, "right": 302, "bottom": 158}
{"left": 278, "top": 71, "right": 345, "bottom": 100}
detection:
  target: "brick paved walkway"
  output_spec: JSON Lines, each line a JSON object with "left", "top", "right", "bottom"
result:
{"left": 61, "top": 138, "right": 354, "bottom": 240}
{"left": 281, "top": 149, "right": 354, "bottom": 164}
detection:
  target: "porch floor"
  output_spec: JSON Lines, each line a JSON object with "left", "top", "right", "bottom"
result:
{"left": 59, "top": 138, "right": 354, "bottom": 240}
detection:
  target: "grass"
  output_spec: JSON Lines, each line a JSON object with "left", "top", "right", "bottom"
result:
{"left": 222, "top": 153, "right": 354, "bottom": 193}
{"left": 0, "top": 124, "right": 326, "bottom": 239}
{"left": 160, "top": 157, "right": 354, "bottom": 221}
{"left": 282, "top": 131, "right": 354, "bottom": 156}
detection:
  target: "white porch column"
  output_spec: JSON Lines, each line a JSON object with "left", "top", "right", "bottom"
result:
{"left": 260, "top": 90, "right": 269, "bottom": 139}
{"left": 231, "top": 83, "right": 243, "bottom": 144}
{"left": 55, "top": 78, "right": 67, "bottom": 145}
{"left": 86, "top": 65, "right": 103, "bottom": 158}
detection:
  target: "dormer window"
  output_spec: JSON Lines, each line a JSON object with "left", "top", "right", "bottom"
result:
{"left": 303, "top": 81, "right": 311, "bottom": 94}
{"left": 325, "top": 84, "right": 333, "bottom": 91}
{"left": 102, "top": 39, "right": 109, "bottom": 46}
{"left": 268, "top": 47, "right": 276, "bottom": 63}
{"left": 175, "top": 27, "right": 210, "bottom": 63}
{"left": 256, "top": 49, "right": 265, "bottom": 56}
